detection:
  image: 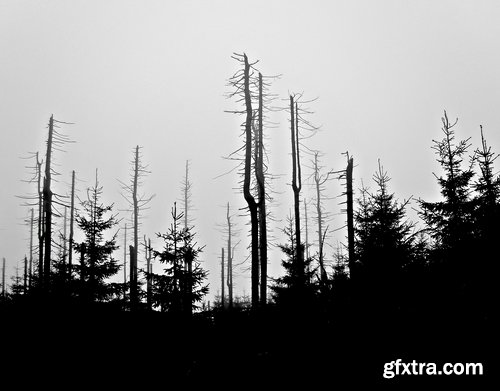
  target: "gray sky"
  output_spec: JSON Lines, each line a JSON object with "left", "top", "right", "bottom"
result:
{"left": 1, "top": 0, "right": 500, "bottom": 301}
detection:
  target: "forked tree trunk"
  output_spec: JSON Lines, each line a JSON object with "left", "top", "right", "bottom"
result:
{"left": 242, "top": 54, "right": 259, "bottom": 308}
{"left": 290, "top": 97, "right": 304, "bottom": 284}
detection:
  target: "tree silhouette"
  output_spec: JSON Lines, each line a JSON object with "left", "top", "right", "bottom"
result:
{"left": 74, "top": 171, "right": 121, "bottom": 304}
{"left": 271, "top": 213, "right": 316, "bottom": 310}
{"left": 355, "top": 161, "right": 418, "bottom": 310}
{"left": 418, "top": 111, "right": 475, "bottom": 302}
{"left": 150, "top": 203, "right": 208, "bottom": 315}
{"left": 119, "top": 145, "right": 154, "bottom": 311}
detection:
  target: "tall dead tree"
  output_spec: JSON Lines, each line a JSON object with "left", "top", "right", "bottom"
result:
{"left": 312, "top": 151, "right": 335, "bottom": 284}
{"left": 221, "top": 247, "right": 225, "bottom": 308}
{"left": 24, "top": 256, "right": 28, "bottom": 293}
{"left": 37, "top": 153, "right": 44, "bottom": 283}
{"left": 29, "top": 208, "right": 34, "bottom": 289}
{"left": 120, "top": 145, "right": 153, "bottom": 310}
{"left": 226, "top": 53, "right": 277, "bottom": 308}
{"left": 227, "top": 53, "right": 260, "bottom": 307}
{"left": 68, "top": 170, "right": 75, "bottom": 282}
{"left": 180, "top": 160, "right": 194, "bottom": 312}
{"left": 256, "top": 73, "right": 269, "bottom": 305}
{"left": 290, "top": 96, "right": 304, "bottom": 284}
{"left": 42, "top": 115, "right": 54, "bottom": 288}
{"left": 345, "top": 154, "right": 355, "bottom": 279}
{"left": 40, "top": 115, "right": 73, "bottom": 289}
{"left": 144, "top": 236, "right": 152, "bottom": 311}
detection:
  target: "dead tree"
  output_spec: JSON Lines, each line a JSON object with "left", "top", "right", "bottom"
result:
{"left": 290, "top": 96, "right": 304, "bottom": 284}
{"left": 29, "top": 208, "right": 34, "bottom": 288}
{"left": 226, "top": 203, "right": 234, "bottom": 308}
{"left": 37, "top": 153, "right": 44, "bottom": 283}
{"left": 41, "top": 115, "right": 73, "bottom": 289}
{"left": 340, "top": 153, "right": 356, "bottom": 279}
{"left": 119, "top": 145, "right": 154, "bottom": 310}
{"left": 42, "top": 115, "right": 54, "bottom": 288}
{"left": 24, "top": 256, "right": 28, "bottom": 294}
{"left": 129, "top": 245, "right": 137, "bottom": 310}
{"left": 226, "top": 53, "right": 277, "bottom": 308}
{"left": 68, "top": 170, "right": 75, "bottom": 282}
{"left": 221, "top": 247, "right": 225, "bottom": 308}
{"left": 180, "top": 160, "right": 194, "bottom": 311}
{"left": 123, "top": 224, "right": 127, "bottom": 298}
{"left": 256, "top": 72, "right": 269, "bottom": 305}
{"left": 144, "top": 236, "right": 152, "bottom": 311}
{"left": 287, "top": 94, "right": 320, "bottom": 290}
{"left": 181, "top": 160, "right": 194, "bottom": 230}
{"left": 312, "top": 151, "right": 335, "bottom": 285}
{"left": 227, "top": 53, "right": 260, "bottom": 307}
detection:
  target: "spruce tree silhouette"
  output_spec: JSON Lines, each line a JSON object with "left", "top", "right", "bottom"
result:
{"left": 354, "top": 160, "right": 418, "bottom": 313}
{"left": 418, "top": 111, "right": 476, "bottom": 311}
{"left": 149, "top": 203, "right": 208, "bottom": 315}
{"left": 470, "top": 126, "right": 499, "bottom": 317}
{"left": 74, "top": 171, "right": 122, "bottom": 306}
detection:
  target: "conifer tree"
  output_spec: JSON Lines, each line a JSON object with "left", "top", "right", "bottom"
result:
{"left": 418, "top": 111, "right": 475, "bottom": 298}
{"left": 74, "top": 171, "right": 121, "bottom": 304}
{"left": 150, "top": 203, "right": 208, "bottom": 315}
{"left": 355, "top": 161, "right": 417, "bottom": 305}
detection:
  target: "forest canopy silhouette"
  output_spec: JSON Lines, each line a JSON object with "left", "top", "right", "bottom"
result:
{"left": 1, "top": 54, "right": 496, "bottom": 385}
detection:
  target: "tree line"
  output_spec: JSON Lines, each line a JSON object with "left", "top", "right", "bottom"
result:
{"left": 1, "top": 53, "right": 497, "bottom": 331}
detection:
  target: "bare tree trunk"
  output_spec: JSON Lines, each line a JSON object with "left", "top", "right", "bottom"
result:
{"left": 129, "top": 245, "right": 137, "bottom": 311}
{"left": 256, "top": 72, "right": 268, "bottom": 306}
{"left": 314, "top": 152, "right": 326, "bottom": 284}
{"left": 29, "top": 208, "right": 34, "bottom": 289}
{"left": 346, "top": 156, "right": 355, "bottom": 279}
{"left": 131, "top": 146, "right": 139, "bottom": 310}
{"left": 304, "top": 199, "right": 309, "bottom": 260}
{"left": 79, "top": 243, "right": 86, "bottom": 299}
{"left": 221, "top": 247, "right": 225, "bottom": 308}
{"left": 37, "top": 153, "right": 44, "bottom": 285}
{"left": 242, "top": 54, "right": 259, "bottom": 308}
{"left": 226, "top": 203, "right": 233, "bottom": 309}
{"left": 68, "top": 170, "right": 75, "bottom": 283}
{"left": 62, "top": 205, "right": 67, "bottom": 279}
{"left": 290, "top": 97, "right": 304, "bottom": 285}
{"left": 43, "top": 115, "right": 54, "bottom": 290}
{"left": 123, "top": 224, "right": 127, "bottom": 300}
{"left": 144, "top": 236, "right": 152, "bottom": 311}
{"left": 24, "top": 256, "right": 28, "bottom": 294}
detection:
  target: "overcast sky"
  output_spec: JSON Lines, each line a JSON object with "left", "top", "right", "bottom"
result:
{"left": 1, "top": 0, "right": 500, "bottom": 301}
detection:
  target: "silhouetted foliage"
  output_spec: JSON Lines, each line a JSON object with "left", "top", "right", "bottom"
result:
{"left": 73, "top": 173, "right": 122, "bottom": 304}
{"left": 418, "top": 112, "right": 476, "bottom": 306}
{"left": 150, "top": 204, "right": 208, "bottom": 315}
{"left": 271, "top": 214, "right": 317, "bottom": 310}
